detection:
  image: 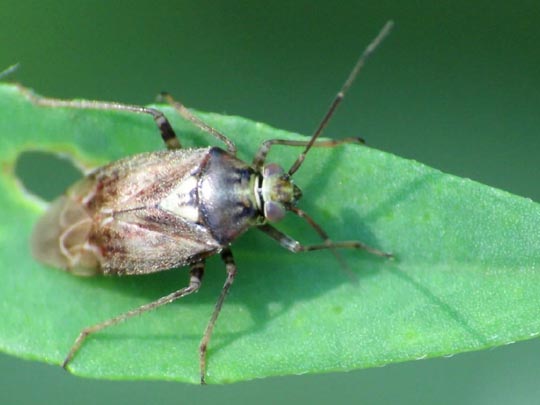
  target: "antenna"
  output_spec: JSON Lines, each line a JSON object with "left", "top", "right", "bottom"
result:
{"left": 288, "top": 21, "right": 394, "bottom": 176}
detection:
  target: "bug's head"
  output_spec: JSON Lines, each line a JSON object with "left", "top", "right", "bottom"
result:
{"left": 260, "top": 163, "right": 302, "bottom": 222}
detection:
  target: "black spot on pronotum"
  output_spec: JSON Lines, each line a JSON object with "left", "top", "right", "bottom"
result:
{"left": 14, "top": 151, "right": 83, "bottom": 201}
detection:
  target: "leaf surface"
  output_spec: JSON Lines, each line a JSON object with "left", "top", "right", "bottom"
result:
{"left": 1, "top": 83, "right": 539, "bottom": 383}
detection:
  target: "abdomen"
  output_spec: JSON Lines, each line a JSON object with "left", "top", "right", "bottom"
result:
{"left": 31, "top": 149, "right": 222, "bottom": 276}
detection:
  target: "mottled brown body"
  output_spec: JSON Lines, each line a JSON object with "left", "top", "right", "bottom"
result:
{"left": 28, "top": 22, "right": 393, "bottom": 383}
{"left": 32, "top": 147, "right": 261, "bottom": 276}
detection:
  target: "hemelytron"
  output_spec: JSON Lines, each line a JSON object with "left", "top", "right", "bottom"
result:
{"left": 30, "top": 21, "right": 394, "bottom": 384}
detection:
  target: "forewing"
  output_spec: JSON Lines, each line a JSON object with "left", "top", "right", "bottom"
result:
{"left": 92, "top": 207, "right": 220, "bottom": 275}
{"left": 88, "top": 148, "right": 210, "bottom": 211}
{"left": 32, "top": 148, "right": 222, "bottom": 275}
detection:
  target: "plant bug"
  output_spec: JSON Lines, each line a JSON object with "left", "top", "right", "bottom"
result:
{"left": 30, "top": 21, "right": 394, "bottom": 384}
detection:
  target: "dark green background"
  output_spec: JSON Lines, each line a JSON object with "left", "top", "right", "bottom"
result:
{"left": 1, "top": 1, "right": 539, "bottom": 404}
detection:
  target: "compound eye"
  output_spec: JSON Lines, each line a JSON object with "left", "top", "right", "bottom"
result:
{"left": 264, "top": 201, "right": 286, "bottom": 222}
{"left": 263, "top": 163, "right": 284, "bottom": 177}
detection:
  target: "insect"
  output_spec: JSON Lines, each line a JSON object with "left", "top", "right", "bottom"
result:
{"left": 29, "top": 21, "right": 393, "bottom": 384}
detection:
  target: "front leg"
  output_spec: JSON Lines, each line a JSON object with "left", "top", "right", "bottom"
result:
{"left": 258, "top": 223, "right": 392, "bottom": 258}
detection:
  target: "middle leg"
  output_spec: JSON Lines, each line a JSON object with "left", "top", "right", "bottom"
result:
{"left": 158, "top": 92, "right": 237, "bottom": 155}
{"left": 198, "top": 247, "right": 238, "bottom": 384}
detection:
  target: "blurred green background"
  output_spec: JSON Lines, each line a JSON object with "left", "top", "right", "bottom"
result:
{"left": 1, "top": 1, "right": 539, "bottom": 404}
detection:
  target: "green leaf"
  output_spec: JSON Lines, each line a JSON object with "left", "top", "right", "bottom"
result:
{"left": 1, "top": 82, "right": 539, "bottom": 384}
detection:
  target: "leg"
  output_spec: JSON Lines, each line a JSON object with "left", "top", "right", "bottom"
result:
{"left": 158, "top": 92, "right": 237, "bottom": 155}
{"left": 19, "top": 85, "right": 181, "bottom": 150}
{"left": 199, "top": 248, "right": 237, "bottom": 384}
{"left": 252, "top": 137, "right": 364, "bottom": 170}
{"left": 258, "top": 223, "right": 392, "bottom": 258}
{"left": 0, "top": 63, "right": 19, "bottom": 80}
{"left": 62, "top": 260, "right": 205, "bottom": 369}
